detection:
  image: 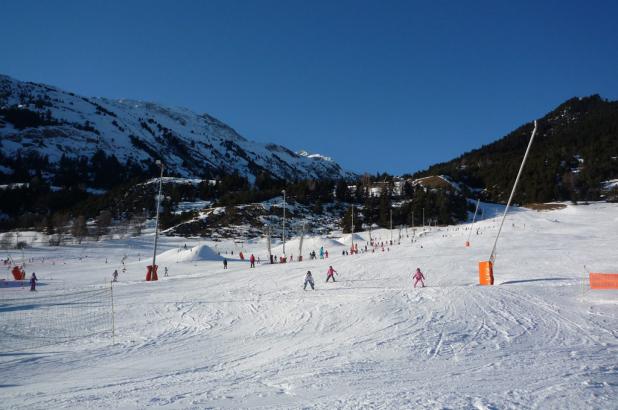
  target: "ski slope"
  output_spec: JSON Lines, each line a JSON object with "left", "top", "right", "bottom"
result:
{"left": 1, "top": 203, "right": 617, "bottom": 409}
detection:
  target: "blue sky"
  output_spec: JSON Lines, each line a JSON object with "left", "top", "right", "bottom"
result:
{"left": 1, "top": 0, "right": 617, "bottom": 175}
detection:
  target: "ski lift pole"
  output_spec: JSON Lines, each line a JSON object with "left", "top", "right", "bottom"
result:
{"left": 298, "top": 222, "right": 305, "bottom": 261}
{"left": 489, "top": 120, "right": 538, "bottom": 266}
{"left": 466, "top": 198, "right": 481, "bottom": 246}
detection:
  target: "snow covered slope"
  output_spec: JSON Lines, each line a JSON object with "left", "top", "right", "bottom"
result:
{"left": 1, "top": 203, "right": 617, "bottom": 409}
{"left": 0, "top": 74, "right": 353, "bottom": 181}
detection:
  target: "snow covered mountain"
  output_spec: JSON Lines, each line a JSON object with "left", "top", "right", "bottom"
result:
{"left": 0, "top": 74, "right": 354, "bottom": 183}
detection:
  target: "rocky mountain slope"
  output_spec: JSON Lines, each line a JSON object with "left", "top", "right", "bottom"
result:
{"left": 0, "top": 74, "right": 353, "bottom": 185}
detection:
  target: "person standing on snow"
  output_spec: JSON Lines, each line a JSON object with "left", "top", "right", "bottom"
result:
{"left": 319, "top": 246, "right": 324, "bottom": 259}
{"left": 413, "top": 268, "right": 425, "bottom": 288}
{"left": 326, "top": 265, "right": 338, "bottom": 282}
{"left": 30, "top": 272, "right": 38, "bottom": 291}
{"left": 250, "top": 254, "right": 256, "bottom": 268}
{"left": 112, "top": 269, "right": 119, "bottom": 282}
{"left": 223, "top": 258, "right": 228, "bottom": 269}
{"left": 303, "top": 271, "right": 315, "bottom": 290}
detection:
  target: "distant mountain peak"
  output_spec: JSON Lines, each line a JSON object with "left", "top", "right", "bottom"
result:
{"left": 297, "top": 150, "right": 333, "bottom": 162}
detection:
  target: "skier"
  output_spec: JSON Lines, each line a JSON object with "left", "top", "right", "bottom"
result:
{"left": 303, "top": 270, "right": 315, "bottom": 290}
{"left": 223, "top": 258, "right": 228, "bottom": 269}
{"left": 326, "top": 265, "right": 338, "bottom": 282}
{"left": 413, "top": 268, "right": 425, "bottom": 288}
{"left": 164, "top": 267, "right": 168, "bottom": 277}
{"left": 325, "top": 250, "right": 328, "bottom": 258}
{"left": 250, "top": 254, "right": 256, "bottom": 268}
{"left": 30, "top": 272, "right": 38, "bottom": 291}
{"left": 112, "top": 269, "right": 119, "bottom": 282}
{"left": 319, "top": 246, "right": 324, "bottom": 259}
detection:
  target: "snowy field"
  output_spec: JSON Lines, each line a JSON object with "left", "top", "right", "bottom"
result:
{"left": 1, "top": 203, "right": 617, "bottom": 409}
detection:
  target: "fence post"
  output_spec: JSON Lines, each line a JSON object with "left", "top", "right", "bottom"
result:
{"left": 110, "top": 280, "right": 115, "bottom": 345}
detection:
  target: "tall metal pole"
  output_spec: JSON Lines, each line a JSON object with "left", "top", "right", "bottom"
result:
{"left": 299, "top": 222, "right": 305, "bottom": 260}
{"left": 422, "top": 208, "right": 425, "bottom": 229}
{"left": 282, "top": 189, "right": 286, "bottom": 256}
{"left": 152, "top": 161, "right": 164, "bottom": 270}
{"left": 351, "top": 204, "right": 354, "bottom": 248}
{"left": 489, "top": 120, "right": 538, "bottom": 265}
{"left": 467, "top": 198, "right": 481, "bottom": 244}
{"left": 266, "top": 224, "right": 272, "bottom": 263}
{"left": 389, "top": 209, "right": 393, "bottom": 242}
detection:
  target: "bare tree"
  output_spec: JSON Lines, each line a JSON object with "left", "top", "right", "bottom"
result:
{"left": 129, "top": 214, "right": 145, "bottom": 237}
{"left": 0, "top": 232, "right": 14, "bottom": 250}
{"left": 95, "top": 210, "right": 113, "bottom": 240}
{"left": 51, "top": 212, "right": 70, "bottom": 246}
{"left": 71, "top": 215, "right": 88, "bottom": 244}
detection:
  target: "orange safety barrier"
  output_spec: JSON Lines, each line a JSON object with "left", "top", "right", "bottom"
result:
{"left": 478, "top": 261, "right": 494, "bottom": 286}
{"left": 146, "top": 264, "right": 159, "bottom": 281}
{"left": 589, "top": 273, "right": 618, "bottom": 289}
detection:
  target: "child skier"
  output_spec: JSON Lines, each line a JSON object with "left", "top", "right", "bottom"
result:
{"left": 326, "top": 265, "right": 338, "bottom": 282}
{"left": 304, "top": 271, "right": 315, "bottom": 290}
{"left": 30, "top": 272, "right": 38, "bottom": 291}
{"left": 413, "top": 268, "right": 425, "bottom": 288}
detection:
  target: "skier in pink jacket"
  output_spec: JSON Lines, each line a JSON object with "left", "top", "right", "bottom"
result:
{"left": 413, "top": 268, "right": 425, "bottom": 288}
{"left": 326, "top": 266, "right": 338, "bottom": 282}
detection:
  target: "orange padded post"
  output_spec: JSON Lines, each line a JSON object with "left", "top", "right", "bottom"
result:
{"left": 11, "top": 266, "right": 25, "bottom": 280}
{"left": 589, "top": 273, "right": 618, "bottom": 289}
{"left": 146, "top": 265, "right": 158, "bottom": 281}
{"left": 479, "top": 261, "right": 494, "bottom": 286}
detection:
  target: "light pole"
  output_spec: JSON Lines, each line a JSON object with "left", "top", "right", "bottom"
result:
{"left": 389, "top": 209, "right": 393, "bottom": 243}
{"left": 351, "top": 204, "right": 354, "bottom": 251}
{"left": 151, "top": 160, "right": 164, "bottom": 280}
{"left": 281, "top": 189, "right": 286, "bottom": 256}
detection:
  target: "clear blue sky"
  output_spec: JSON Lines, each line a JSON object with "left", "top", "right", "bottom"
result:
{"left": 1, "top": 0, "right": 617, "bottom": 175}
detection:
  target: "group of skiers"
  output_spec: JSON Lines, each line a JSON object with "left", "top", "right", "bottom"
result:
{"left": 303, "top": 266, "right": 424, "bottom": 290}
{"left": 303, "top": 267, "right": 336, "bottom": 290}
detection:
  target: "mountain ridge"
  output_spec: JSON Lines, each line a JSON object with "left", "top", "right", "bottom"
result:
{"left": 411, "top": 94, "right": 618, "bottom": 203}
{"left": 0, "top": 74, "right": 354, "bottom": 185}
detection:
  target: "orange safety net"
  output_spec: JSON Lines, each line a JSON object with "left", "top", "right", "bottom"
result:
{"left": 589, "top": 273, "right": 618, "bottom": 289}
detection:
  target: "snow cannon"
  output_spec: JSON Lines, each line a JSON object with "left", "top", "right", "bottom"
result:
{"left": 589, "top": 273, "right": 618, "bottom": 289}
{"left": 11, "top": 266, "right": 25, "bottom": 280}
{"left": 146, "top": 265, "right": 158, "bottom": 281}
{"left": 478, "top": 261, "right": 494, "bottom": 286}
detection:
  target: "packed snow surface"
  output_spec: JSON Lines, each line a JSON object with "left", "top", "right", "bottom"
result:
{"left": 1, "top": 203, "right": 617, "bottom": 409}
